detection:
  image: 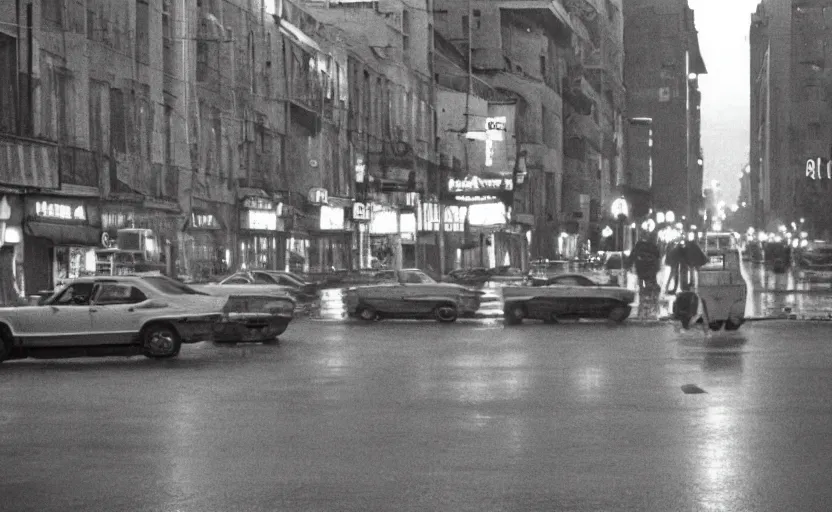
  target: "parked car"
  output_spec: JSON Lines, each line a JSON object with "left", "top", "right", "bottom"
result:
{"left": 502, "top": 273, "right": 636, "bottom": 325}
{"left": 0, "top": 275, "right": 296, "bottom": 362}
{"left": 197, "top": 271, "right": 318, "bottom": 302}
{"left": 343, "top": 269, "right": 483, "bottom": 323}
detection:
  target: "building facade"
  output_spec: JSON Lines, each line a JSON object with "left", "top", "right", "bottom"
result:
{"left": 623, "top": 0, "right": 706, "bottom": 225}
{"left": 750, "top": 0, "right": 832, "bottom": 237}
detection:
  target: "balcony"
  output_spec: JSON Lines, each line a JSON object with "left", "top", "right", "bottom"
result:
{"left": 0, "top": 134, "right": 60, "bottom": 189}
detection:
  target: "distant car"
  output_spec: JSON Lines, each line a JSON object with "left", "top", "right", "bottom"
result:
{"left": 344, "top": 269, "right": 483, "bottom": 323}
{"left": 198, "top": 271, "right": 318, "bottom": 302}
{"left": 501, "top": 273, "right": 636, "bottom": 325}
{"left": 0, "top": 275, "right": 296, "bottom": 362}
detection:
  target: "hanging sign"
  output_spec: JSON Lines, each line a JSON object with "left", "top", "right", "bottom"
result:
{"left": 352, "top": 202, "right": 370, "bottom": 221}
{"left": 308, "top": 187, "right": 329, "bottom": 205}
{"left": 35, "top": 200, "right": 86, "bottom": 221}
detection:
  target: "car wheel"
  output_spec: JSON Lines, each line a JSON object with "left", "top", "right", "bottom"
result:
{"left": 708, "top": 320, "right": 725, "bottom": 331}
{"left": 608, "top": 305, "right": 631, "bottom": 323}
{"left": 724, "top": 319, "right": 744, "bottom": 331}
{"left": 357, "top": 306, "right": 379, "bottom": 322}
{"left": 0, "top": 324, "right": 12, "bottom": 363}
{"left": 433, "top": 304, "right": 458, "bottom": 323}
{"left": 504, "top": 303, "right": 526, "bottom": 325}
{"left": 142, "top": 323, "right": 182, "bottom": 359}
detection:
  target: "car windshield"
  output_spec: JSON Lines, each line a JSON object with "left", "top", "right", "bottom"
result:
{"left": 142, "top": 276, "right": 206, "bottom": 295}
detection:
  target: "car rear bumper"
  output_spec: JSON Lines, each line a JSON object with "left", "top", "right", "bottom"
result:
{"left": 212, "top": 316, "right": 291, "bottom": 342}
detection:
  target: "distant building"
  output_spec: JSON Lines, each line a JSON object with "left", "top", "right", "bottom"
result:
{"left": 623, "top": 0, "right": 707, "bottom": 224}
{"left": 750, "top": 0, "right": 832, "bottom": 237}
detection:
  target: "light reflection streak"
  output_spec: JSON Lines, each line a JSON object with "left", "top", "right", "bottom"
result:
{"left": 696, "top": 405, "right": 740, "bottom": 510}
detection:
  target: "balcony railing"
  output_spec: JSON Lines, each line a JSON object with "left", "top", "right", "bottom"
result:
{"left": 0, "top": 134, "right": 60, "bottom": 189}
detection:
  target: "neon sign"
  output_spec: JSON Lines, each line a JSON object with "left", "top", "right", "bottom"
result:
{"left": 806, "top": 158, "right": 832, "bottom": 180}
{"left": 448, "top": 176, "right": 513, "bottom": 193}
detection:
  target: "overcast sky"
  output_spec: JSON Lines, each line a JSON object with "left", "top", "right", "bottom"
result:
{"left": 688, "top": 0, "right": 760, "bottom": 203}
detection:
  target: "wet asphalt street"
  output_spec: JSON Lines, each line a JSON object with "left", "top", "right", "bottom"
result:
{"left": 2, "top": 318, "right": 832, "bottom": 511}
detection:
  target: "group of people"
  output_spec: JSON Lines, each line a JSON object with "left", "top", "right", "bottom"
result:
{"left": 625, "top": 234, "right": 708, "bottom": 295}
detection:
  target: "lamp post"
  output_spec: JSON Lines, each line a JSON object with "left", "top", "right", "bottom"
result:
{"left": 611, "top": 197, "right": 629, "bottom": 253}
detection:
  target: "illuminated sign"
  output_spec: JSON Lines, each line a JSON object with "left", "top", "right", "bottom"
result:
{"left": 352, "top": 202, "right": 370, "bottom": 221}
{"left": 320, "top": 205, "right": 345, "bottom": 230}
{"left": 308, "top": 187, "right": 328, "bottom": 205}
{"left": 455, "top": 195, "right": 499, "bottom": 202}
{"left": 242, "top": 196, "right": 274, "bottom": 210}
{"left": 806, "top": 158, "right": 832, "bottom": 180}
{"left": 355, "top": 156, "right": 366, "bottom": 182}
{"left": 484, "top": 117, "right": 506, "bottom": 167}
{"left": 191, "top": 213, "right": 219, "bottom": 229}
{"left": 35, "top": 201, "right": 86, "bottom": 221}
{"left": 448, "top": 176, "right": 513, "bottom": 193}
{"left": 466, "top": 117, "right": 507, "bottom": 167}
{"left": 243, "top": 210, "right": 277, "bottom": 231}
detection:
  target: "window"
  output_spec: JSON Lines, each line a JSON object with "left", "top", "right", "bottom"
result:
{"left": 0, "top": 33, "right": 18, "bottom": 134}
{"left": 110, "top": 88, "right": 126, "bottom": 153}
{"left": 402, "top": 9, "right": 411, "bottom": 62}
{"left": 52, "top": 282, "right": 95, "bottom": 305}
{"left": 462, "top": 15, "right": 469, "bottom": 35}
{"left": 136, "top": 0, "right": 150, "bottom": 64}
{"left": 224, "top": 277, "right": 250, "bottom": 284}
{"left": 253, "top": 272, "right": 277, "bottom": 284}
{"left": 142, "top": 276, "right": 204, "bottom": 295}
{"left": 94, "top": 284, "right": 148, "bottom": 305}
{"left": 43, "top": 0, "right": 64, "bottom": 28}
{"left": 473, "top": 9, "right": 481, "bottom": 29}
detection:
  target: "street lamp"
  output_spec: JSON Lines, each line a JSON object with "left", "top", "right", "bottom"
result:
{"left": 666, "top": 211, "right": 676, "bottom": 223}
{"left": 611, "top": 197, "right": 629, "bottom": 252}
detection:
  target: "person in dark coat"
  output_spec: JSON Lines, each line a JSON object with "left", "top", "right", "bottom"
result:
{"left": 628, "top": 234, "right": 661, "bottom": 290}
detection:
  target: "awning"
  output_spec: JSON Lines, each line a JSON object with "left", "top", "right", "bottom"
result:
{"left": 25, "top": 222, "right": 102, "bottom": 246}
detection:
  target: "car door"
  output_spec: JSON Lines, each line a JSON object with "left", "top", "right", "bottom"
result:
{"left": 88, "top": 283, "right": 150, "bottom": 345}
{"left": 15, "top": 282, "right": 95, "bottom": 347}
{"left": 397, "top": 271, "right": 437, "bottom": 315}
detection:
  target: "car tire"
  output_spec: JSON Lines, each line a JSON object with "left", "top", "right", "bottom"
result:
{"left": 504, "top": 303, "right": 526, "bottom": 325}
{"left": 708, "top": 320, "right": 725, "bottom": 331}
{"left": 724, "top": 319, "right": 744, "bottom": 331}
{"left": 608, "top": 305, "right": 631, "bottom": 323}
{"left": 357, "top": 306, "right": 379, "bottom": 322}
{"left": 141, "top": 323, "right": 182, "bottom": 359}
{"left": 433, "top": 304, "right": 458, "bottom": 323}
{"left": 0, "top": 324, "right": 12, "bottom": 363}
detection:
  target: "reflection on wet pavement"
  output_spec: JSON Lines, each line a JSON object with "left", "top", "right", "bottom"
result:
{"left": 2, "top": 320, "right": 832, "bottom": 511}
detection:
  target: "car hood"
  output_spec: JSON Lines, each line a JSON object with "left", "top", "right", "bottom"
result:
{"left": 191, "top": 283, "right": 295, "bottom": 298}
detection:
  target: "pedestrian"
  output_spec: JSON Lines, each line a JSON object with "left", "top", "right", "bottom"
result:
{"left": 628, "top": 233, "right": 661, "bottom": 291}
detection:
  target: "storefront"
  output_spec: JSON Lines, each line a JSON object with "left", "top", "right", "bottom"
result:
{"left": 369, "top": 203, "right": 399, "bottom": 269}
{"left": 0, "top": 194, "right": 25, "bottom": 305}
{"left": 100, "top": 198, "right": 183, "bottom": 277}
{"left": 308, "top": 201, "right": 353, "bottom": 272}
{"left": 23, "top": 195, "right": 102, "bottom": 294}
{"left": 180, "top": 202, "right": 231, "bottom": 281}
{"left": 239, "top": 195, "right": 284, "bottom": 271}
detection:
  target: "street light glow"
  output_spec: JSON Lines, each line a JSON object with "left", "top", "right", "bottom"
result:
{"left": 666, "top": 211, "right": 676, "bottom": 223}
